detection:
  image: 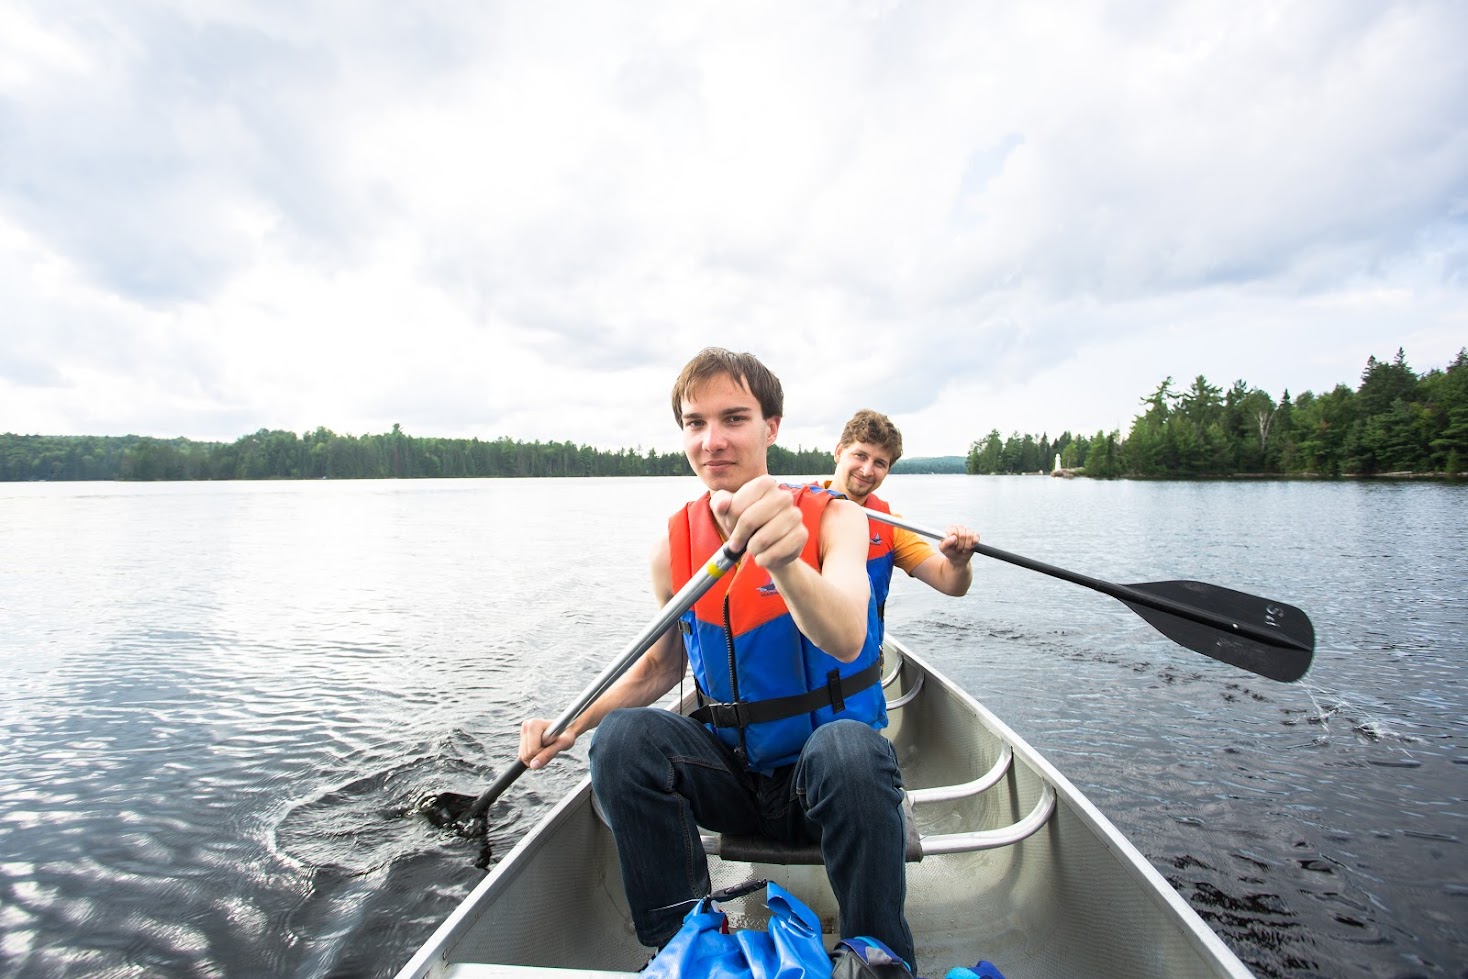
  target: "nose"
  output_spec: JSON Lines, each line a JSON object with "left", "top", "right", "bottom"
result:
{"left": 701, "top": 421, "right": 730, "bottom": 452}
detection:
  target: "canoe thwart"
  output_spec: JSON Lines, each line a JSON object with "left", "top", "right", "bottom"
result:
{"left": 919, "top": 783, "right": 1057, "bottom": 855}
{"left": 884, "top": 670, "right": 924, "bottom": 710}
{"left": 907, "top": 744, "right": 1012, "bottom": 805}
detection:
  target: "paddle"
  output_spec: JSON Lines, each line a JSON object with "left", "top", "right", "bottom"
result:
{"left": 866, "top": 510, "right": 1315, "bottom": 682}
{"left": 416, "top": 542, "right": 745, "bottom": 846}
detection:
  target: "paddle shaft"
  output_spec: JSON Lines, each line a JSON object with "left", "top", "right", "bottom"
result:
{"left": 867, "top": 510, "right": 1310, "bottom": 653}
{"left": 460, "top": 543, "right": 744, "bottom": 822}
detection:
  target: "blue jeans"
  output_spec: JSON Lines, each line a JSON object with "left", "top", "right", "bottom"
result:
{"left": 588, "top": 709, "right": 914, "bottom": 969}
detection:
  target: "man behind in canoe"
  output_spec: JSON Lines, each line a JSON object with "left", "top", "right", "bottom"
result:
{"left": 825, "top": 409, "right": 979, "bottom": 635}
{"left": 517, "top": 347, "right": 914, "bottom": 968}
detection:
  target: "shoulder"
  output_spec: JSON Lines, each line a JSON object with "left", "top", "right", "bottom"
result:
{"left": 818, "top": 497, "right": 867, "bottom": 543}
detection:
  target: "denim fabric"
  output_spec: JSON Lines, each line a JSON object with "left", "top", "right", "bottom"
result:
{"left": 588, "top": 709, "right": 914, "bottom": 969}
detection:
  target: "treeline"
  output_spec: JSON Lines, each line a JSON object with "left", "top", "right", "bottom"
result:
{"left": 0, "top": 424, "right": 836, "bottom": 482}
{"left": 891, "top": 456, "right": 967, "bottom": 474}
{"left": 968, "top": 348, "right": 1468, "bottom": 478}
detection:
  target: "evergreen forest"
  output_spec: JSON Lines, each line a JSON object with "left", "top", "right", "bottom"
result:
{"left": 966, "top": 349, "right": 1467, "bottom": 478}
{"left": 4, "top": 348, "right": 1464, "bottom": 482}
{"left": 0, "top": 424, "right": 836, "bottom": 482}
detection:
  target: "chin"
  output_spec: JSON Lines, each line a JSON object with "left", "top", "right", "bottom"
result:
{"left": 699, "top": 468, "right": 742, "bottom": 490}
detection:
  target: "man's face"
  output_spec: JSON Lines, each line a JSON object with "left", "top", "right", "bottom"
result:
{"left": 831, "top": 441, "right": 893, "bottom": 504}
{"left": 680, "top": 373, "right": 779, "bottom": 492}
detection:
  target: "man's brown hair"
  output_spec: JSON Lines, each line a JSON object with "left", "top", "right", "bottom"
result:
{"left": 837, "top": 409, "right": 903, "bottom": 464}
{"left": 671, "top": 348, "right": 784, "bottom": 426}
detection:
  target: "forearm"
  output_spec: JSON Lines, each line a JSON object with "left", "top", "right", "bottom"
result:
{"left": 769, "top": 558, "right": 869, "bottom": 661}
{"left": 937, "top": 559, "right": 974, "bottom": 597}
{"left": 914, "top": 553, "right": 973, "bottom": 596}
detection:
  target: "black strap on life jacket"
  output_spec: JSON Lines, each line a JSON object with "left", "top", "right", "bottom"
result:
{"left": 688, "top": 660, "right": 883, "bottom": 730}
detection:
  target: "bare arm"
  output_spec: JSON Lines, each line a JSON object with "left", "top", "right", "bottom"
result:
{"left": 518, "top": 536, "right": 686, "bottom": 770}
{"left": 908, "top": 523, "right": 978, "bottom": 597}
{"left": 785, "top": 499, "right": 873, "bottom": 660}
{"left": 714, "top": 479, "right": 871, "bottom": 662}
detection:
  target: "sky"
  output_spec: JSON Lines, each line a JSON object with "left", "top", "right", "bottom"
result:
{"left": 2, "top": 1, "right": 1465, "bottom": 458}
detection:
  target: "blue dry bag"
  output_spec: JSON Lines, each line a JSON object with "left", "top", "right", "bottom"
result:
{"left": 943, "top": 963, "right": 1006, "bottom": 979}
{"left": 830, "top": 936, "right": 912, "bottom": 979}
{"left": 641, "top": 879, "right": 832, "bottom": 979}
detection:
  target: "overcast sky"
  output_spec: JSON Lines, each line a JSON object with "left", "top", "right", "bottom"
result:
{"left": 2, "top": 1, "right": 1464, "bottom": 457}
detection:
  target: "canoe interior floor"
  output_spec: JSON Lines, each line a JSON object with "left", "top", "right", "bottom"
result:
{"left": 442, "top": 967, "right": 638, "bottom": 979}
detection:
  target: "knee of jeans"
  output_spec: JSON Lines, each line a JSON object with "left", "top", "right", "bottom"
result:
{"left": 804, "top": 721, "right": 899, "bottom": 791}
{"left": 589, "top": 707, "right": 641, "bottom": 765}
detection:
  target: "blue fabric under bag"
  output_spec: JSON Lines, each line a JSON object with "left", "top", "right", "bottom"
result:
{"left": 642, "top": 880, "right": 832, "bottom": 979}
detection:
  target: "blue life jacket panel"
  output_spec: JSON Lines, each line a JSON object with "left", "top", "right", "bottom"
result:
{"left": 668, "top": 484, "right": 885, "bottom": 773}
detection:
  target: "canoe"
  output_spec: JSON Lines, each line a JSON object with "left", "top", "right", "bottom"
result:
{"left": 396, "top": 638, "right": 1254, "bottom": 978}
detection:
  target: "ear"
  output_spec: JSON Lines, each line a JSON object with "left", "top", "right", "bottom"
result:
{"left": 765, "top": 416, "right": 781, "bottom": 445}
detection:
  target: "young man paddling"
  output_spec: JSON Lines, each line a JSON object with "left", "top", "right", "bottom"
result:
{"left": 517, "top": 348, "right": 914, "bottom": 967}
{"left": 826, "top": 409, "right": 979, "bottom": 630}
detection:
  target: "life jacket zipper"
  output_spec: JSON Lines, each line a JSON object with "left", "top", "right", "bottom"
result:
{"left": 722, "top": 592, "right": 748, "bottom": 767}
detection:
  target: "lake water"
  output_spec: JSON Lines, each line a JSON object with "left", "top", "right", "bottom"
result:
{"left": 0, "top": 476, "right": 1463, "bottom": 978}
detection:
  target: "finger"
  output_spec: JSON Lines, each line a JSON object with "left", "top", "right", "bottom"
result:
{"left": 726, "top": 483, "right": 793, "bottom": 554}
{"left": 527, "top": 732, "right": 573, "bottom": 770}
{"left": 948, "top": 525, "right": 978, "bottom": 550}
{"left": 518, "top": 721, "right": 544, "bottom": 765}
{"left": 745, "top": 509, "right": 806, "bottom": 568}
{"left": 751, "top": 526, "right": 807, "bottom": 569}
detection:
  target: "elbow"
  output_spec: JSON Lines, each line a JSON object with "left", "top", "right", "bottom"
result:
{"left": 947, "top": 568, "right": 974, "bottom": 597}
{"left": 827, "top": 622, "right": 869, "bottom": 663}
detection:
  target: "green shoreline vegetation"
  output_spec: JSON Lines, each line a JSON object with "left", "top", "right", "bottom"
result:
{"left": 3, "top": 349, "right": 1464, "bottom": 482}
{"left": 967, "top": 348, "right": 1467, "bottom": 479}
{"left": 0, "top": 423, "right": 842, "bottom": 482}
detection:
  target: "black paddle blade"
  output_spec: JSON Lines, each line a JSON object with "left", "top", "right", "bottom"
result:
{"left": 1121, "top": 579, "right": 1315, "bottom": 682}
{"left": 414, "top": 791, "right": 484, "bottom": 835}
{"left": 413, "top": 792, "right": 494, "bottom": 866}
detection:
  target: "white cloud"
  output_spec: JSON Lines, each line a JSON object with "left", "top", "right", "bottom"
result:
{"left": 2, "top": 0, "right": 1465, "bottom": 457}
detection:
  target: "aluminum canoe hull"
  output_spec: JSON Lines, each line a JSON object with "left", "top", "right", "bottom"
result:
{"left": 396, "top": 639, "right": 1252, "bottom": 979}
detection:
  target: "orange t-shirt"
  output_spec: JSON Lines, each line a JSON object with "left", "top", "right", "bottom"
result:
{"left": 891, "top": 524, "right": 936, "bottom": 576}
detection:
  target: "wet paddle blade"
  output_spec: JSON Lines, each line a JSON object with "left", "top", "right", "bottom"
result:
{"left": 414, "top": 791, "right": 479, "bottom": 829}
{"left": 1122, "top": 579, "right": 1315, "bottom": 682}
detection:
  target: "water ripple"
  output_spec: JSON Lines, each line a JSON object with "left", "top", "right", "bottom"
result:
{"left": 2, "top": 477, "right": 1465, "bottom": 977}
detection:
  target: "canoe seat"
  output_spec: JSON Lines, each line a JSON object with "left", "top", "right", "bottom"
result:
{"left": 701, "top": 743, "right": 1057, "bottom": 864}
{"left": 714, "top": 794, "right": 926, "bottom": 865}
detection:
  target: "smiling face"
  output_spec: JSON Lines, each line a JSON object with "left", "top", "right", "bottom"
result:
{"left": 831, "top": 441, "right": 893, "bottom": 505}
{"left": 680, "top": 373, "right": 780, "bottom": 492}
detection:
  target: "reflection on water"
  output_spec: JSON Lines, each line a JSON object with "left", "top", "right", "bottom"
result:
{"left": 0, "top": 477, "right": 1463, "bottom": 977}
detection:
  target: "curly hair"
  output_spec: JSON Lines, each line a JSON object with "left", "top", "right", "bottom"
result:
{"left": 837, "top": 409, "right": 903, "bottom": 463}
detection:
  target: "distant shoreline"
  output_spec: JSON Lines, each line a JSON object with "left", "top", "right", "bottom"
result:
{"left": 6, "top": 470, "right": 1463, "bottom": 484}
